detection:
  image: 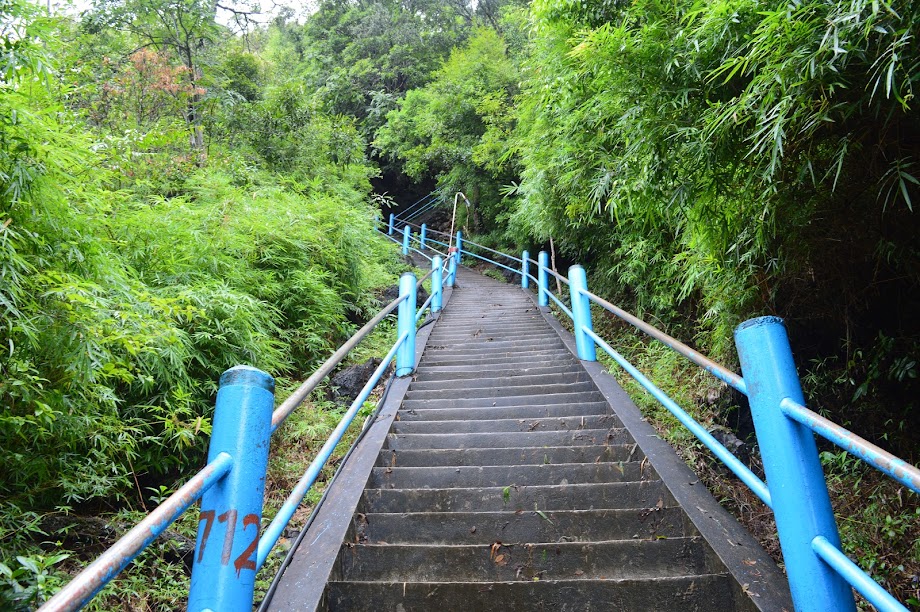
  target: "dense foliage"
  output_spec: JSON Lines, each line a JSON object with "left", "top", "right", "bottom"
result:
{"left": 0, "top": 0, "right": 403, "bottom": 607}
{"left": 1, "top": 0, "right": 918, "bottom": 607}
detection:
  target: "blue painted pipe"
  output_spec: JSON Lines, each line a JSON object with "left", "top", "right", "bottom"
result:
{"left": 521, "top": 251, "right": 529, "bottom": 289}
{"left": 456, "top": 231, "right": 463, "bottom": 265}
{"left": 462, "top": 249, "right": 520, "bottom": 275}
{"left": 447, "top": 248, "right": 458, "bottom": 287}
{"left": 255, "top": 332, "right": 407, "bottom": 569}
{"left": 584, "top": 327, "right": 772, "bottom": 506}
{"left": 781, "top": 397, "right": 920, "bottom": 494}
{"left": 537, "top": 251, "right": 549, "bottom": 307}
{"left": 431, "top": 256, "right": 443, "bottom": 312}
{"left": 811, "top": 536, "right": 908, "bottom": 612}
{"left": 402, "top": 225, "right": 410, "bottom": 256}
{"left": 420, "top": 223, "right": 427, "bottom": 250}
{"left": 398, "top": 192, "right": 437, "bottom": 219}
{"left": 568, "top": 265, "right": 596, "bottom": 361}
{"left": 396, "top": 273, "right": 417, "bottom": 376}
{"left": 735, "top": 317, "right": 855, "bottom": 612}
{"left": 189, "top": 366, "right": 274, "bottom": 612}
{"left": 388, "top": 213, "right": 394, "bottom": 235}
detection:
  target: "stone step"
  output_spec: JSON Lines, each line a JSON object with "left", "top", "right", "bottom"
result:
{"left": 419, "top": 350, "right": 573, "bottom": 367}
{"left": 424, "top": 338, "right": 566, "bottom": 353}
{"left": 396, "top": 401, "right": 611, "bottom": 422}
{"left": 360, "top": 480, "right": 670, "bottom": 513}
{"left": 336, "top": 537, "right": 716, "bottom": 583}
{"left": 376, "top": 444, "right": 642, "bottom": 468}
{"left": 428, "top": 324, "right": 556, "bottom": 335}
{"left": 417, "top": 357, "right": 577, "bottom": 371}
{"left": 427, "top": 331, "right": 559, "bottom": 343}
{"left": 414, "top": 364, "right": 584, "bottom": 379}
{"left": 408, "top": 371, "right": 590, "bottom": 391}
{"left": 323, "top": 575, "right": 735, "bottom": 611}
{"left": 423, "top": 345, "right": 569, "bottom": 359}
{"left": 367, "top": 461, "right": 652, "bottom": 489}
{"left": 400, "top": 391, "right": 604, "bottom": 410}
{"left": 390, "top": 414, "right": 622, "bottom": 435}
{"left": 384, "top": 427, "right": 632, "bottom": 450}
{"left": 404, "top": 382, "right": 598, "bottom": 402}
{"left": 353, "top": 507, "right": 695, "bottom": 546}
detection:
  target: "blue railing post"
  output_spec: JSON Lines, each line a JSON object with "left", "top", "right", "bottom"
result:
{"left": 568, "top": 265, "right": 597, "bottom": 361}
{"left": 734, "top": 317, "right": 856, "bottom": 612}
{"left": 420, "top": 223, "right": 427, "bottom": 250}
{"left": 388, "top": 213, "right": 395, "bottom": 235}
{"left": 447, "top": 248, "right": 458, "bottom": 287}
{"left": 431, "top": 256, "right": 443, "bottom": 313}
{"left": 521, "top": 250, "right": 530, "bottom": 289}
{"left": 456, "top": 230, "right": 463, "bottom": 265}
{"left": 189, "top": 366, "right": 274, "bottom": 612}
{"left": 537, "top": 251, "right": 549, "bottom": 307}
{"left": 396, "top": 272, "right": 417, "bottom": 377}
{"left": 402, "top": 225, "right": 410, "bottom": 256}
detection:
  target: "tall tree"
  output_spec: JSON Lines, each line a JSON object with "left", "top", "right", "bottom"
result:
{"left": 84, "top": 0, "right": 222, "bottom": 149}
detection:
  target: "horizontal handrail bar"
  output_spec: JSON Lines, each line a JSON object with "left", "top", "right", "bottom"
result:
{"left": 421, "top": 226, "right": 451, "bottom": 237}
{"left": 39, "top": 453, "right": 234, "bottom": 612}
{"left": 428, "top": 238, "right": 451, "bottom": 249}
{"left": 580, "top": 288, "right": 747, "bottom": 395}
{"left": 410, "top": 246, "right": 433, "bottom": 261}
{"left": 394, "top": 192, "right": 438, "bottom": 220}
{"left": 780, "top": 398, "right": 920, "bottom": 494}
{"left": 270, "top": 292, "right": 406, "bottom": 432}
{"left": 407, "top": 232, "right": 448, "bottom": 257}
{"left": 583, "top": 327, "right": 773, "bottom": 507}
{"left": 544, "top": 265, "right": 570, "bottom": 285}
{"left": 378, "top": 228, "right": 401, "bottom": 244}
{"left": 416, "top": 293, "right": 434, "bottom": 322}
{"left": 257, "top": 330, "right": 409, "bottom": 569}
{"left": 545, "top": 287, "right": 574, "bottom": 320}
{"left": 403, "top": 200, "right": 438, "bottom": 221}
{"left": 526, "top": 257, "right": 570, "bottom": 285}
{"left": 460, "top": 238, "right": 522, "bottom": 263}
{"left": 461, "top": 249, "right": 522, "bottom": 276}
{"left": 416, "top": 267, "right": 436, "bottom": 287}
{"left": 811, "top": 536, "right": 908, "bottom": 612}
{"left": 398, "top": 193, "right": 435, "bottom": 217}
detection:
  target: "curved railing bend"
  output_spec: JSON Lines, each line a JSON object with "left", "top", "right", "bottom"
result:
{"left": 40, "top": 241, "right": 456, "bottom": 612}
{"left": 387, "top": 218, "right": 918, "bottom": 612}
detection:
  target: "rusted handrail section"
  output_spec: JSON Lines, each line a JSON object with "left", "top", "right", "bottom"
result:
{"left": 39, "top": 454, "right": 234, "bottom": 611}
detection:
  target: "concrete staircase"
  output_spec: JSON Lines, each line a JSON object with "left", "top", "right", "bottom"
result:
{"left": 267, "top": 266, "right": 790, "bottom": 611}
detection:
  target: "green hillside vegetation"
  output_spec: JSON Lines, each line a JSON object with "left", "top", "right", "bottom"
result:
{"left": 1, "top": 0, "right": 918, "bottom": 608}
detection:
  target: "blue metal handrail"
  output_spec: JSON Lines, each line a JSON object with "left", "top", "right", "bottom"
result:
{"left": 393, "top": 191, "right": 438, "bottom": 221}
{"left": 417, "top": 231, "right": 917, "bottom": 612}
{"left": 256, "top": 328, "right": 409, "bottom": 570}
{"left": 581, "top": 326, "right": 772, "bottom": 506}
{"left": 39, "top": 244, "right": 455, "bottom": 611}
